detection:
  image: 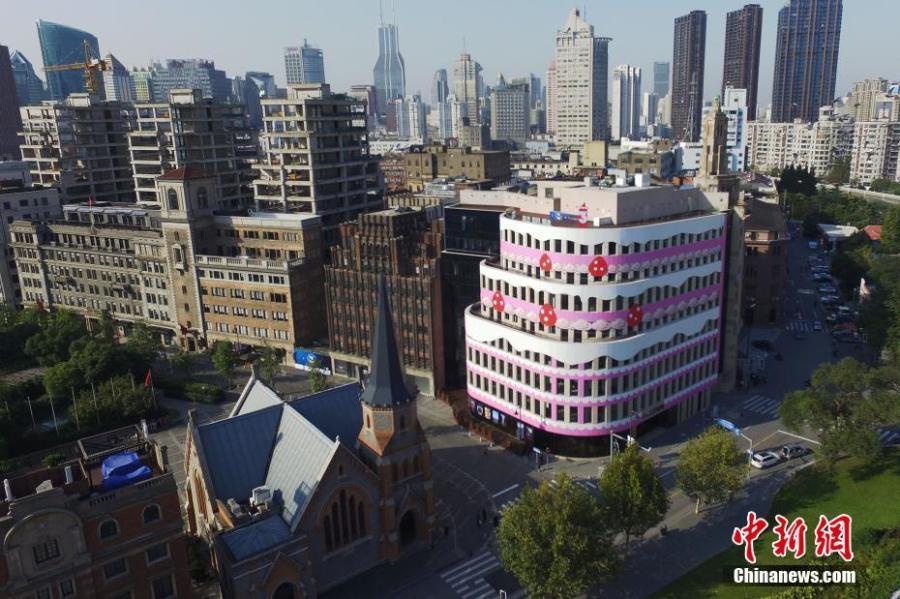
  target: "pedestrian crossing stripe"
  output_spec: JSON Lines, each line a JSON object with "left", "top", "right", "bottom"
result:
{"left": 742, "top": 395, "right": 780, "bottom": 416}
{"left": 878, "top": 430, "right": 899, "bottom": 444}
{"left": 440, "top": 550, "right": 500, "bottom": 598}
{"left": 786, "top": 320, "right": 813, "bottom": 332}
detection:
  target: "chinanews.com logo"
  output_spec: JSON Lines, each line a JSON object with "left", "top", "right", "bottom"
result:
{"left": 725, "top": 511, "right": 858, "bottom": 586}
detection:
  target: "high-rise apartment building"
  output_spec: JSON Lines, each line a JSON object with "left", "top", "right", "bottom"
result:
{"left": 0, "top": 45, "right": 22, "bottom": 161}
{"left": 102, "top": 53, "right": 135, "bottom": 103}
{"left": 553, "top": 9, "right": 610, "bottom": 147}
{"left": 128, "top": 88, "right": 255, "bottom": 207}
{"left": 254, "top": 84, "right": 383, "bottom": 243}
{"left": 0, "top": 427, "right": 193, "bottom": 599}
{"left": 131, "top": 67, "right": 156, "bottom": 102}
{"left": 0, "top": 162, "right": 62, "bottom": 304}
{"left": 373, "top": 19, "right": 406, "bottom": 121}
{"left": 453, "top": 53, "right": 483, "bottom": 127}
{"left": 849, "top": 121, "right": 900, "bottom": 186}
{"left": 431, "top": 68, "right": 449, "bottom": 106}
{"left": 641, "top": 92, "right": 659, "bottom": 130}
{"left": 672, "top": 10, "right": 707, "bottom": 142}
{"left": 325, "top": 207, "right": 444, "bottom": 395}
{"left": 12, "top": 169, "right": 327, "bottom": 352}
{"left": 742, "top": 198, "right": 787, "bottom": 326}
{"left": 653, "top": 61, "right": 670, "bottom": 99}
{"left": 844, "top": 78, "right": 889, "bottom": 123}
{"left": 491, "top": 76, "right": 530, "bottom": 148}
{"left": 746, "top": 106, "right": 854, "bottom": 174}
{"left": 284, "top": 40, "right": 326, "bottom": 85}
{"left": 545, "top": 61, "right": 558, "bottom": 135}
{"left": 19, "top": 94, "right": 134, "bottom": 203}
{"left": 612, "top": 65, "right": 641, "bottom": 141}
{"left": 349, "top": 84, "right": 378, "bottom": 124}
{"left": 462, "top": 181, "right": 732, "bottom": 455}
{"left": 9, "top": 50, "right": 47, "bottom": 107}
{"left": 396, "top": 94, "right": 426, "bottom": 140}
{"left": 151, "top": 59, "right": 231, "bottom": 102}
{"left": 722, "top": 5, "right": 762, "bottom": 121}
{"left": 718, "top": 87, "right": 750, "bottom": 172}
{"left": 771, "top": 0, "right": 843, "bottom": 123}
{"left": 36, "top": 19, "right": 100, "bottom": 101}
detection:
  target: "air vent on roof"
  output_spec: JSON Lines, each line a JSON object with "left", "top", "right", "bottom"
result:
{"left": 251, "top": 485, "right": 273, "bottom": 512}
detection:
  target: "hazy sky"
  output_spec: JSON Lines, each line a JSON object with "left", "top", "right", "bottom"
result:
{"left": 3, "top": 0, "right": 897, "bottom": 110}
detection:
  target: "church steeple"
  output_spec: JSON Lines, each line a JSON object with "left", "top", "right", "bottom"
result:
{"left": 360, "top": 276, "right": 414, "bottom": 408}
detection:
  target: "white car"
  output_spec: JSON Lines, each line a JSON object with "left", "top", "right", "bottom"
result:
{"left": 750, "top": 451, "right": 781, "bottom": 469}
{"left": 813, "top": 321, "right": 822, "bottom": 331}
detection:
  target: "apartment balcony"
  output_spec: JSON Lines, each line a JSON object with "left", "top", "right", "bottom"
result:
{"left": 195, "top": 254, "right": 306, "bottom": 272}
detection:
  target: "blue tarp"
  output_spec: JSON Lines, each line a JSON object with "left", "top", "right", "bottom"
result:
{"left": 101, "top": 451, "right": 151, "bottom": 490}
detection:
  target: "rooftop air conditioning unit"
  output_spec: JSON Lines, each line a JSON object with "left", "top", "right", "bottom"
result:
{"left": 250, "top": 486, "right": 273, "bottom": 511}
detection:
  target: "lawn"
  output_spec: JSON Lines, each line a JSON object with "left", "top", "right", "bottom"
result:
{"left": 652, "top": 449, "right": 900, "bottom": 598}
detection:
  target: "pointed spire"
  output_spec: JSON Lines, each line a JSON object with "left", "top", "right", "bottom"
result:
{"left": 360, "top": 276, "right": 414, "bottom": 407}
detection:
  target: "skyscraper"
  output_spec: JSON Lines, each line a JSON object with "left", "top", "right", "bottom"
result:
{"left": 653, "top": 61, "right": 670, "bottom": 99}
{"left": 431, "top": 69, "right": 451, "bottom": 140}
{"left": 491, "top": 75, "right": 530, "bottom": 147}
{"left": 545, "top": 61, "right": 557, "bottom": 135}
{"left": 553, "top": 8, "right": 610, "bottom": 146}
{"left": 150, "top": 59, "right": 231, "bottom": 102}
{"left": 772, "top": 0, "right": 843, "bottom": 123}
{"left": 453, "top": 53, "right": 483, "bottom": 127}
{"left": 36, "top": 19, "right": 100, "bottom": 101}
{"left": 373, "top": 17, "right": 406, "bottom": 121}
{"left": 9, "top": 51, "right": 46, "bottom": 106}
{"left": 0, "top": 45, "right": 22, "bottom": 160}
{"left": 102, "top": 53, "right": 134, "bottom": 102}
{"left": 672, "top": 10, "right": 707, "bottom": 142}
{"left": 722, "top": 4, "right": 763, "bottom": 120}
{"left": 284, "top": 40, "right": 326, "bottom": 84}
{"left": 431, "top": 69, "right": 449, "bottom": 105}
{"left": 611, "top": 65, "right": 641, "bottom": 140}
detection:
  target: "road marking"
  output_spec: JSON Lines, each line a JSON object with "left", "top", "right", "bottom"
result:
{"left": 441, "top": 551, "right": 501, "bottom": 596}
{"left": 776, "top": 430, "right": 822, "bottom": 445}
{"left": 492, "top": 484, "right": 519, "bottom": 499}
{"left": 878, "top": 429, "right": 899, "bottom": 444}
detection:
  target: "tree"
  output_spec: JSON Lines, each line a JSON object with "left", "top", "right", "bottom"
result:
{"left": 24, "top": 309, "right": 87, "bottom": 366}
{"left": 825, "top": 156, "right": 850, "bottom": 186}
{"left": 125, "top": 322, "right": 160, "bottom": 365}
{"left": 308, "top": 357, "right": 329, "bottom": 393}
{"left": 780, "top": 358, "right": 899, "bottom": 464}
{"left": 257, "top": 346, "right": 282, "bottom": 385}
{"left": 497, "top": 473, "right": 619, "bottom": 599}
{"left": 172, "top": 349, "right": 193, "bottom": 376}
{"left": 677, "top": 428, "right": 745, "bottom": 514}
{"left": 599, "top": 445, "right": 669, "bottom": 556}
{"left": 210, "top": 341, "right": 237, "bottom": 387}
{"left": 881, "top": 206, "right": 900, "bottom": 252}
{"left": 42, "top": 360, "right": 83, "bottom": 399}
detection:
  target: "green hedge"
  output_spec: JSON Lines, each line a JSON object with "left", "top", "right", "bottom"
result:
{"left": 183, "top": 382, "right": 223, "bottom": 404}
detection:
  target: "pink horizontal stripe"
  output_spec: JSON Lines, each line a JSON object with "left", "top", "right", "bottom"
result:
{"left": 500, "top": 237, "right": 724, "bottom": 267}
{"left": 468, "top": 354, "right": 718, "bottom": 407}
{"left": 466, "top": 330, "right": 719, "bottom": 382}
{"left": 467, "top": 376, "right": 718, "bottom": 437}
{"left": 481, "top": 284, "right": 719, "bottom": 323}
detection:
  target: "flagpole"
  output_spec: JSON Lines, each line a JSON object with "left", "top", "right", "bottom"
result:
{"left": 49, "top": 392, "right": 59, "bottom": 436}
{"left": 70, "top": 387, "right": 80, "bottom": 430}
{"left": 27, "top": 395, "right": 36, "bottom": 430}
{"left": 91, "top": 381, "right": 100, "bottom": 425}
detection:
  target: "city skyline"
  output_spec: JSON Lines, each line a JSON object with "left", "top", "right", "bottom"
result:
{"left": 2, "top": 1, "right": 896, "bottom": 114}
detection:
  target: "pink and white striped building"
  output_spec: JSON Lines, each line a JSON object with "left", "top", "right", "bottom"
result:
{"left": 463, "top": 180, "right": 733, "bottom": 455}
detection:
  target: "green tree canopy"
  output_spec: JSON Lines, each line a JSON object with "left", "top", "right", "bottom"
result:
{"left": 779, "top": 358, "right": 900, "bottom": 464}
{"left": 676, "top": 428, "right": 746, "bottom": 514}
{"left": 307, "top": 357, "right": 330, "bottom": 393}
{"left": 211, "top": 341, "right": 237, "bottom": 386}
{"left": 599, "top": 445, "right": 669, "bottom": 555}
{"left": 24, "top": 309, "right": 86, "bottom": 366}
{"left": 497, "top": 473, "right": 620, "bottom": 599}
{"left": 257, "top": 346, "right": 282, "bottom": 385}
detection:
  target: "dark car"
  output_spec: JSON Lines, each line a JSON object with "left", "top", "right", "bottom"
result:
{"left": 752, "top": 339, "right": 774, "bottom": 351}
{"left": 781, "top": 444, "right": 809, "bottom": 460}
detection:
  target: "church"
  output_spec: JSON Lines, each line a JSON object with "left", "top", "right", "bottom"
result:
{"left": 183, "top": 278, "right": 436, "bottom": 598}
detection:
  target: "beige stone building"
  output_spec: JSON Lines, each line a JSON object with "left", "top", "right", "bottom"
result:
{"left": 401, "top": 143, "right": 509, "bottom": 192}
{"left": 11, "top": 167, "right": 326, "bottom": 355}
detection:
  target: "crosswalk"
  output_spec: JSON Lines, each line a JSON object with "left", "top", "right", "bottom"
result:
{"left": 440, "top": 550, "right": 500, "bottom": 599}
{"left": 548, "top": 478, "right": 600, "bottom": 497}
{"left": 878, "top": 429, "right": 899, "bottom": 445}
{"left": 786, "top": 320, "right": 813, "bottom": 332}
{"left": 742, "top": 394, "right": 781, "bottom": 417}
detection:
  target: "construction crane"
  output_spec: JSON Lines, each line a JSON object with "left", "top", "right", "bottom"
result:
{"left": 43, "top": 40, "right": 107, "bottom": 96}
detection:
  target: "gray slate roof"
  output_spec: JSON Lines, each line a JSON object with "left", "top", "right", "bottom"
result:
{"left": 219, "top": 514, "right": 292, "bottom": 561}
{"left": 288, "top": 383, "right": 363, "bottom": 447}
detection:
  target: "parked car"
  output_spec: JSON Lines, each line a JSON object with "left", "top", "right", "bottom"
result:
{"left": 752, "top": 339, "right": 775, "bottom": 351}
{"left": 813, "top": 321, "right": 822, "bottom": 331}
{"left": 813, "top": 274, "right": 832, "bottom": 282}
{"left": 825, "top": 313, "right": 838, "bottom": 323}
{"left": 751, "top": 451, "right": 782, "bottom": 469}
{"left": 818, "top": 286, "right": 837, "bottom": 294}
{"left": 781, "top": 444, "right": 809, "bottom": 460}
{"left": 821, "top": 296, "right": 840, "bottom": 305}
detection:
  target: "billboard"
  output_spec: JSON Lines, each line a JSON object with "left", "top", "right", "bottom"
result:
{"left": 293, "top": 348, "right": 332, "bottom": 375}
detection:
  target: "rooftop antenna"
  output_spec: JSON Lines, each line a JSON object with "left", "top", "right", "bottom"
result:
{"left": 463, "top": 37, "right": 467, "bottom": 54}
{"left": 379, "top": 0, "right": 384, "bottom": 25}
{"left": 392, "top": 0, "right": 397, "bottom": 26}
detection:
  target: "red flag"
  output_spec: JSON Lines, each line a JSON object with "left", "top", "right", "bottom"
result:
{"left": 144, "top": 369, "right": 152, "bottom": 388}
{"left": 88, "top": 195, "right": 94, "bottom": 208}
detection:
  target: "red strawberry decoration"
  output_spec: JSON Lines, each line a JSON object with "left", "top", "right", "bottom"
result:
{"left": 539, "top": 303, "right": 557, "bottom": 327}
{"left": 491, "top": 290, "right": 505, "bottom": 312}
{"left": 588, "top": 256, "right": 609, "bottom": 278}
{"left": 627, "top": 305, "right": 644, "bottom": 327}
{"left": 539, "top": 253, "right": 553, "bottom": 273}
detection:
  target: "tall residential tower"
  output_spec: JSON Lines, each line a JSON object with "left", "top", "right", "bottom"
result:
{"left": 771, "top": 0, "right": 843, "bottom": 123}
{"left": 722, "top": 4, "right": 763, "bottom": 121}
{"left": 611, "top": 65, "right": 641, "bottom": 141}
{"left": 285, "top": 40, "right": 326, "bottom": 84}
{"left": 373, "top": 16, "right": 406, "bottom": 122}
{"left": 672, "top": 10, "right": 707, "bottom": 142}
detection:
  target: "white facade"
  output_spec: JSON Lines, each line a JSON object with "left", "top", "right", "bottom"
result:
{"left": 705, "top": 87, "right": 749, "bottom": 172}
{"left": 554, "top": 9, "right": 610, "bottom": 147}
{"left": 849, "top": 121, "right": 900, "bottom": 185}
{"left": 448, "top": 94, "right": 467, "bottom": 139}
{"left": 398, "top": 94, "right": 426, "bottom": 141}
{"left": 746, "top": 107, "right": 854, "bottom": 174}
{"left": 546, "top": 61, "right": 557, "bottom": 135}
{"left": 453, "top": 53, "right": 482, "bottom": 127}
{"left": 461, "top": 183, "right": 728, "bottom": 450}
{"left": 641, "top": 92, "right": 659, "bottom": 130}
{"left": 612, "top": 65, "right": 641, "bottom": 141}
